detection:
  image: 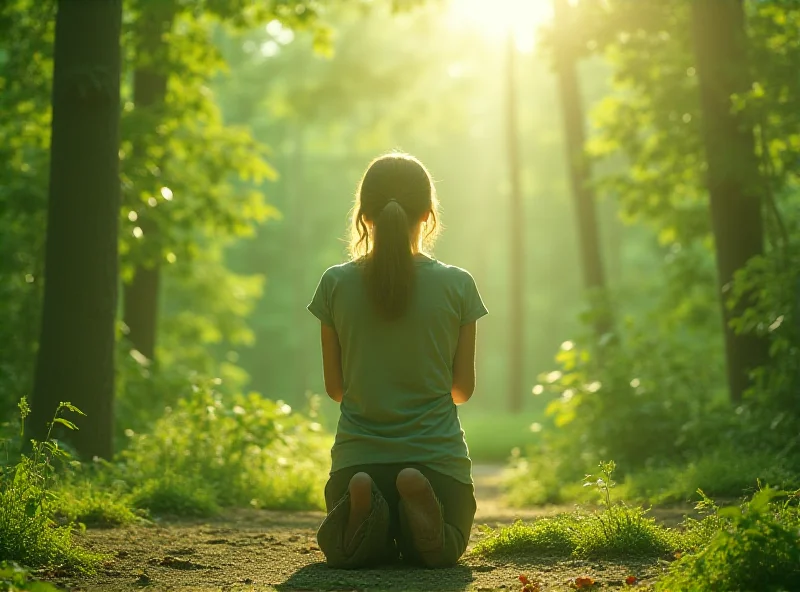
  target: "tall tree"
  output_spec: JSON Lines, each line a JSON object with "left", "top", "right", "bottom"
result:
{"left": 123, "top": 0, "right": 176, "bottom": 362}
{"left": 31, "top": 0, "right": 123, "bottom": 459}
{"left": 691, "top": 0, "right": 768, "bottom": 403}
{"left": 552, "top": 0, "right": 609, "bottom": 334}
{"left": 506, "top": 32, "right": 525, "bottom": 412}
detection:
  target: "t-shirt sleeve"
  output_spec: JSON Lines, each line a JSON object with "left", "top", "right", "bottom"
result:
{"left": 307, "top": 269, "right": 334, "bottom": 326}
{"left": 461, "top": 271, "right": 488, "bottom": 325}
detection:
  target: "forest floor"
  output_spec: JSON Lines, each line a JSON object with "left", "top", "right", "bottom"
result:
{"left": 46, "top": 465, "right": 693, "bottom": 591}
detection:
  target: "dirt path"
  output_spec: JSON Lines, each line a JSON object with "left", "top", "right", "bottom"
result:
{"left": 49, "top": 465, "right": 684, "bottom": 591}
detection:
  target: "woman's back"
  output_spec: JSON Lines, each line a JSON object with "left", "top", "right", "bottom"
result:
{"left": 308, "top": 254, "right": 487, "bottom": 485}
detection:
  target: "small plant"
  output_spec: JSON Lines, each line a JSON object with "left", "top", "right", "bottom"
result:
{"left": 0, "top": 398, "right": 100, "bottom": 572}
{"left": 584, "top": 460, "right": 617, "bottom": 512}
{"left": 576, "top": 461, "right": 679, "bottom": 558}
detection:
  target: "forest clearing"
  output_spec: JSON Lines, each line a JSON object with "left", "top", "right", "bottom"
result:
{"left": 41, "top": 466, "right": 692, "bottom": 591}
{"left": 2, "top": 0, "right": 799, "bottom": 591}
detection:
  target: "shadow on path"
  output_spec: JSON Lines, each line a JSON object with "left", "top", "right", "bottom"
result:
{"left": 277, "top": 561, "right": 475, "bottom": 592}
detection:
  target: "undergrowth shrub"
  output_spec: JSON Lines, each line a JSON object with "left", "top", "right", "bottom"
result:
{"left": 656, "top": 488, "right": 800, "bottom": 591}
{"left": 117, "top": 381, "right": 330, "bottom": 514}
{"left": 0, "top": 399, "right": 99, "bottom": 572}
{"left": 625, "top": 446, "right": 800, "bottom": 505}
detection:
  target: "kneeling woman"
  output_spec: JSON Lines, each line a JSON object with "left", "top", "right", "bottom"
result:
{"left": 308, "top": 153, "right": 488, "bottom": 568}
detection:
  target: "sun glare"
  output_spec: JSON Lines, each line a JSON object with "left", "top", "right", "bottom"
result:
{"left": 446, "top": 0, "right": 554, "bottom": 53}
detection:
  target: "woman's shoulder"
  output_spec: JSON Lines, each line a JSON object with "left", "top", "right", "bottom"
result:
{"left": 425, "top": 258, "right": 477, "bottom": 282}
{"left": 318, "top": 260, "right": 363, "bottom": 282}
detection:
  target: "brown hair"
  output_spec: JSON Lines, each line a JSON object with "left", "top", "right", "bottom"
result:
{"left": 349, "top": 153, "right": 440, "bottom": 319}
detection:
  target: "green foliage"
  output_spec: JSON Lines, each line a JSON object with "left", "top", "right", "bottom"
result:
{"left": 0, "top": 0, "right": 54, "bottom": 413}
{"left": 534, "top": 325, "right": 721, "bottom": 471}
{"left": 730, "top": 249, "right": 800, "bottom": 448}
{"left": 656, "top": 489, "right": 800, "bottom": 591}
{"left": 476, "top": 462, "right": 681, "bottom": 560}
{"left": 625, "top": 447, "right": 800, "bottom": 506}
{"left": 0, "top": 400, "right": 99, "bottom": 572}
{"left": 0, "top": 562, "right": 58, "bottom": 592}
{"left": 502, "top": 446, "right": 566, "bottom": 507}
{"left": 118, "top": 381, "right": 329, "bottom": 513}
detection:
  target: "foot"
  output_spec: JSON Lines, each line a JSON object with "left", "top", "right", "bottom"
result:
{"left": 396, "top": 468, "right": 443, "bottom": 553}
{"left": 344, "top": 472, "right": 372, "bottom": 550}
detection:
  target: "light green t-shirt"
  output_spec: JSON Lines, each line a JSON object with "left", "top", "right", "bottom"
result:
{"left": 307, "top": 256, "right": 488, "bottom": 485}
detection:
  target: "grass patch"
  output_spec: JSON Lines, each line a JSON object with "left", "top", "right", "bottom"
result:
{"left": 478, "top": 461, "right": 682, "bottom": 560}
{"left": 474, "top": 506, "right": 681, "bottom": 560}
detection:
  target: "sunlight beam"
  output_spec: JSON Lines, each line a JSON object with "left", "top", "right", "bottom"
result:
{"left": 445, "top": 0, "right": 554, "bottom": 53}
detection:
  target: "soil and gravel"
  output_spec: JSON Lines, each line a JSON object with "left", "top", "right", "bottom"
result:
{"left": 44, "top": 465, "right": 690, "bottom": 591}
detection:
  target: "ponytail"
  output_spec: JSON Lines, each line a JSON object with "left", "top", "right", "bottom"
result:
{"left": 365, "top": 200, "right": 415, "bottom": 320}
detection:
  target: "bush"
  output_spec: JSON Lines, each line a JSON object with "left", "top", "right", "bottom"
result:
{"left": 0, "top": 400, "right": 100, "bottom": 572}
{"left": 625, "top": 447, "right": 800, "bottom": 505}
{"left": 117, "top": 381, "right": 330, "bottom": 514}
{"left": 656, "top": 488, "right": 800, "bottom": 591}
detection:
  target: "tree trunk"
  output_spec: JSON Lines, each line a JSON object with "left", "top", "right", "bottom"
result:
{"left": 122, "top": 0, "right": 175, "bottom": 362}
{"left": 553, "top": 0, "right": 610, "bottom": 334}
{"left": 691, "top": 0, "right": 768, "bottom": 404}
{"left": 30, "top": 0, "right": 123, "bottom": 460}
{"left": 507, "top": 33, "right": 525, "bottom": 413}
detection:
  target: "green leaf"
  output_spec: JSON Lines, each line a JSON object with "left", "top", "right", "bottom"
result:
{"left": 59, "top": 402, "right": 86, "bottom": 416}
{"left": 25, "top": 498, "right": 39, "bottom": 517}
{"left": 53, "top": 417, "right": 78, "bottom": 430}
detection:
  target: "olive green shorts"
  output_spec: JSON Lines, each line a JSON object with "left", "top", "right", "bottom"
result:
{"left": 316, "top": 463, "right": 476, "bottom": 569}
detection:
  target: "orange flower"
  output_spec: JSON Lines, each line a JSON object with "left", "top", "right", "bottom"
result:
{"left": 626, "top": 575, "right": 638, "bottom": 585}
{"left": 574, "top": 576, "right": 596, "bottom": 589}
{"left": 519, "top": 574, "right": 529, "bottom": 584}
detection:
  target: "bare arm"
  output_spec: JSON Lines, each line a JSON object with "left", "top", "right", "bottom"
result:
{"left": 320, "top": 324, "right": 344, "bottom": 403}
{"left": 452, "top": 321, "right": 477, "bottom": 405}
